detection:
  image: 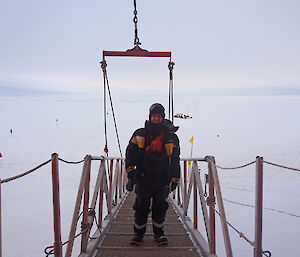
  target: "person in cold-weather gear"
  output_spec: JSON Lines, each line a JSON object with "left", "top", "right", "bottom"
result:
{"left": 125, "top": 103, "right": 180, "bottom": 246}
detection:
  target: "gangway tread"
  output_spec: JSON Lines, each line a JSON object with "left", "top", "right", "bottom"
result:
{"left": 93, "top": 192, "right": 206, "bottom": 257}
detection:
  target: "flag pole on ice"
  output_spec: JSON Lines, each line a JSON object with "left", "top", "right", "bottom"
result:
{"left": 188, "top": 136, "right": 194, "bottom": 165}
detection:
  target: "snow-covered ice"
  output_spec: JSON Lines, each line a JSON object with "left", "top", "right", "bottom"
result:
{"left": 1, "top": 94, "right": 300, "bottom": 257}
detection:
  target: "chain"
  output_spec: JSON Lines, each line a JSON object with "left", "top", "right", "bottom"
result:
{"left": 168, "top": 61, "right": 175, "bottom": 80}
{"left": 133, "top": 0, "right": 141, "bottom": 46}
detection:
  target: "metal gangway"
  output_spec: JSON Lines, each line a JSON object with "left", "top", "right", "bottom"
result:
{"left": 1, "top": 154, "right": 278, "bottom": 257}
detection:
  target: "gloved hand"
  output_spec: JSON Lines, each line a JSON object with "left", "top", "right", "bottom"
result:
{"left": 169, "top": 177, "right": 179, "bottom": 192}
{"left": 126, "top": 166, "right": 136, "bottom": 179}
{"left": 126, "top": 166, "right": 136, "bottom": 192}
{"left": 170, "top": 182, "right": 177, "bottom": 192}
{"left": 126, "top": 176, "right": 136, "bottom": 192}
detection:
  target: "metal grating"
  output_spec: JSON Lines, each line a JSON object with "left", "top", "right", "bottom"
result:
{"left": 93, "top": 192, "right": 205, "bottom": 257}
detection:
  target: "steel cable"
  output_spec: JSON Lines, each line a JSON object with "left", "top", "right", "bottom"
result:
{"left": 209, "top": 204, "right": 271, "bottom": 256}
{"left": 101, "top": 61, "right": 123, "bottom": 158}
{"left": 104, "top": 69, "right": 123, "bottom": 158}
{"left": 168, "top": 61, "right": 175, "bottom": 123}
{"left": 223, "top": 198, "right": 300, "bottom": 219}
{"left": 101, "top": 61, "right": 109, "bottom": 159}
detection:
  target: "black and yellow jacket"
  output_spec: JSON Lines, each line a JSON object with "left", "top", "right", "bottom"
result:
{"left": 125, "top": 119, "right": 180, "bottom": 187}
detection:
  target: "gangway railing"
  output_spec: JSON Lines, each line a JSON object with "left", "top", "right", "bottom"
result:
{"left": 2, "top": 154, "right": 300, "bottom": 257}
{"left": 50, "top": 154, "right": 127, "bottom": 257}
{"left": 170, "top": 156, "right": 267, "bottom": 257}
{"left": 169, "top": 157, "right": 232, "bottom": 257}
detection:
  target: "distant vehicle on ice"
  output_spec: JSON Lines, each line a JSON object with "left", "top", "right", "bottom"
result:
{"left": 174, "top": 113, "right": 192, "bottom": 119}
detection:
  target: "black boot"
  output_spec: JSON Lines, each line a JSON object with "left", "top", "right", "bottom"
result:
{"left": 154, "top": 234, "right": 168, "bottom": 246}
{"left": 129, "top": 225, "right": 146, "bottom": 245}
{"left": 153, "top": 224, "right": 168, "bottom": 246}
{"left": 129, "top": 234, "right": 143, "bottom": 245}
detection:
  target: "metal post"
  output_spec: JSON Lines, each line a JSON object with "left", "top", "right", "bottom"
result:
{"left": 122, "top": 160, "right": 127, "bottom": 194}
{"left": 98, "top": 177, "right": 104, "bottom": 228}
{"left": 84, "top": 159, "right": 106, "bottom": 241}
{"left": 119, "top": 160, "right": 122, "bottom": 198}
{"left": 210, "top": 156, "right": 233, "bottom": 257}
{"left": 81, "top": 161, "right": 91, "bottom": 253}
{"left": 0, "top": 179, "right": 2, "bottom": 257}
{"left": 114, "top": 161, "right": 119, "bottom": 203}
{"left": 120, "top": 160, "right": 124, "bottom": 194}
{"left": 51, "top": 153, "right": 62, "bottom": 257}
{"left": 207, "top": 157, "right": 216, "bottom": 254}
{"left": 184, "top": 161, "right": 187, "bottom": 203}
{"left": 254, "top": 156, "right": 263, "bottom": 257}
{"left": 108, "top": 160, "right": 114, "bottom": 210}
{"left": 193, "top": 162, "right": 210, "bottom": 245}
{"left": 65, "top": 155, "right": 90, "bottom": 257}
{"left": 177, "top": 179, "right": 181, "bottom": 205}
{"left": 193, "top": 172, "right": 198, "bottom": 229}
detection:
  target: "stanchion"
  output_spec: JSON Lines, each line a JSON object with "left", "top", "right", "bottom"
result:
{"left": 81, "top": 160, "right": 91, "bottom": 253}
{"left": 207, "top": 156, "right": 216, "bottom": 254}
{"left": 193, "top": 172, "right": 198, "bottom": 229}
{"left": 65, "top": 155, "right": 90, "bottom": 257}
{"left": 209, "top": 156, "right": 233, "bottom": 257}
{"left": 51, "top": 153, "right": 62, "bottom": 257}
{"left": 254, "top": 156, "right": 263, "bottom": 257}
{"left": 184, "top": 161, "right": 187, "bottom": 203}
{"left": 0, "top": 179, "right": 2, "bottom": 257}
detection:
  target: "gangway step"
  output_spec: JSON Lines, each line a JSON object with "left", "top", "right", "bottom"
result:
{"left": 96, "top": 247, "right": 201, "bottom": 257}
{"left": 93, "top": 192, "right": 205, "bottom": 257}
{"left": 109, "top": 223, "right": 187, "bottom": 233}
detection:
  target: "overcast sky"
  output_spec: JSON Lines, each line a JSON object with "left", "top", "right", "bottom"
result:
{"left": 1, "top": 0, "right": 300, "bottom": 95}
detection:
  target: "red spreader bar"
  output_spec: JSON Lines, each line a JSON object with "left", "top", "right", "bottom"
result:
{"left": 103, "top": 45, "right": 171, "bottom": 61}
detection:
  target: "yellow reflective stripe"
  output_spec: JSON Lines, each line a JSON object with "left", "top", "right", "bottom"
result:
{"left": 171, "top": 177, "right": 179, "bottom": 183}
{"left": 126, "top": 166, "right": 135, "bottom": 173}
{"left": 131, "top": 136, "right": 138, "bottom": 145}
{"left": 164, "top": 143, "right": 174, "bottom": 157}
{"left": 131, "top": 136, "right": 145, "bottom": 149}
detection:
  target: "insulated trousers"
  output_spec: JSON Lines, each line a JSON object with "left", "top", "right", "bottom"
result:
{"left": 133, "top": 182, "right": 169, "bottom": 236}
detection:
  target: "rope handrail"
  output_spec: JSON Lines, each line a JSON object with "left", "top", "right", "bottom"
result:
{"left": 263, "top": 160, "right": 300, "bottom": 172}
{"left": 1, "top": 157, "right": 87, "bottom": 184}
{"left": 1, "top": 159, "right": 51, "bottom": 184}
{"left": 223, "top": 198, "right": 300, "bottom": 219}
{"left": 205, "top": 157, "right": 256, "bottom": 170}
{"left": 58, "top": 157, "right": 85, "bottom": 164}
{"left": 205, "top": 157, "right": 300, "bottom": 172}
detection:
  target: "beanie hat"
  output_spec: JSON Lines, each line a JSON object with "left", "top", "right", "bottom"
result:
{"left": 149, "top": 103, "right": 165, "bottom": 120}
